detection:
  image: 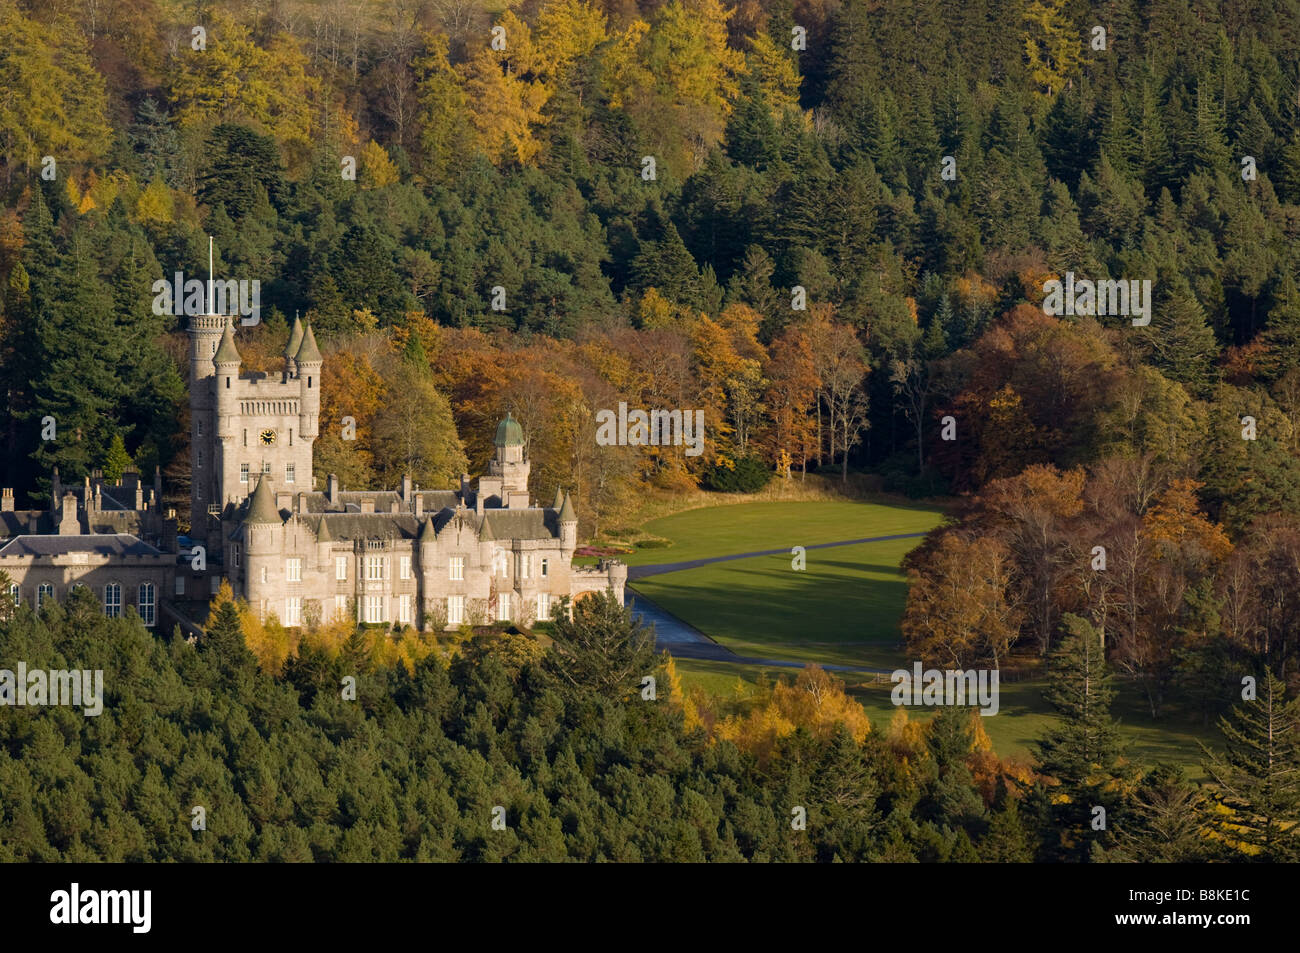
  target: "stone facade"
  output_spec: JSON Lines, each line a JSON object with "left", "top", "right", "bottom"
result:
{"left": 0, "top": 311, "right": 625, "bottom": 633}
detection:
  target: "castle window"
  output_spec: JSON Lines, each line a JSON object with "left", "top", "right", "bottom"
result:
{"left": 289, "top": 429, "right": 293, "bottom": 446}
{"left": 521, "top": 554, "right": 530, "bottom": 580}
{"left": 400, "top": 555, "right": 411, "bottom": 580}
{"left": 243, "top": 430, "right": 248, "bottom": 447}
{"left": 287, "top": 558, "right": 301, "bottom": 582}
{"left": 364, "top": 595, "right": 384, "bottom": 624}
{"left": 8, "top": 584, "right": 18, "bottom": 606}
{"left": 285, "top": 596, "right": 302, "bottom": 627}
{"left": 447, "top": 595, "right": 464, "bottom": 626}
{"left": 334, "top": 595, "right": 348, "bottom": 620}
{"left": 263, "top": 462, "right": 271, "bottom": 474}
{"left": 285, "top": 463, "right": 295, "bottom": 484}
{"left": 174, "top": 576, "right": 185, "bottom": 596}
{"left": 308, "top": 377, "right": 313, "bottom": 388}
{"left": 536, "top": 592, "right": 550, "bottom": 622}
{"left": 365, "top": 555, "right": 384, "bottom": 581}
{"left": 232, "top": 544, "right": 240, "bottom": 568}
{"left": 541, "top": 558, "right": 548, "bottom": 578}
{"left": 497, "top": 592, "right": 511, "bottom": 622}
{"left": 335, "top": 556, "right": 348, "bottom": 581}
{"left": 261, "top": 568, "right": 268, "bottom": 584}
{"left": 37, "top": 583, "right": 53, "bottom": 610}
{"left": 240, "top": 463, "right": 249, "bottom": 484}
{"left": 398, "top": 594, "right": 412, "bottom": 625}
{"left": 104, "top": 582, "right": 121, "bottom": 618}
{"left": 138, "top": 583, "right": 155, "bottom": 626}
{"left": 197, "top": 419, "right": 203, "bottom": 436}
{"left": 225, "top": 377, "right": 230, "bottom": 388}
{"left": 449, "top": 556, "right": 464, "bottom": 581}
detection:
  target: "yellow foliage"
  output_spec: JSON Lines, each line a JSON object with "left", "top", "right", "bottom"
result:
{"left": 535, "top": 0, "right": 608, "bottom": 79}
{"left": 600, "top": 20, "right": 651, "bottom": 110}
{"left": 460, "top": 45, "right": 550, "bottom": 166}
{"left": 135, "top": 179, "right": 175, "bottom": 226}
{"left": 745, "top": 30, "right": 800, "bottom": 113}
{"left": 714, "top": 665, "right": 871, "bottom": 766}
{"left": 359, "top": 141, "right": 400, "bottom": 189}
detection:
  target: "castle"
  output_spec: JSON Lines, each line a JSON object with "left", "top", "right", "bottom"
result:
{"left": 0, "top": 312, "right": 626, "bottom": 633}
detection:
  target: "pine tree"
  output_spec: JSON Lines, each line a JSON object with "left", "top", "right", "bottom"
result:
{"left": 1200, "top": 668, "right": 1300, "bottom": 861}
{"left": 1034, "top": 614, "right": 1128, "bottom": 859}
{"left": 981, "top": 779, "right": 1036, "bottom": 861}
{"left": 1146, "top": 280, "right": 1220, "bottom": 399}
{"left": 544, "top": 591, "right": 655, "bottom": 700}
{"left": 102, "top": 434, "right": 132, "bottom": 482}
{"left": 1111, "top": 764, "right": 1213, "bottom": 861}
{"left": 203, "top": 599, "right": 256, "bottom": 676}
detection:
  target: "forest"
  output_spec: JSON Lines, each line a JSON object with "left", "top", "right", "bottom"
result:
{"left": 1, "top": 0, "right": 1300, "bottom": 861}
{"left": 1, "top": 589, "right": 1293, "bottom": 862}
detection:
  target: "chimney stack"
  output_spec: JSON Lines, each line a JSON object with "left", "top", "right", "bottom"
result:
{"left": 58, "top": 492, "right": 79, "bottom": 535}
{"left": 328, "top": 473, "right": 340, "bottom": 506}
{"left": 1, "top": 488, "right": 13, "bottom": 512}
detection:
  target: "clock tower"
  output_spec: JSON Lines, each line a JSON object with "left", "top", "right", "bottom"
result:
{"left": 191, "top": 314, "right": 320, "bottom": 538}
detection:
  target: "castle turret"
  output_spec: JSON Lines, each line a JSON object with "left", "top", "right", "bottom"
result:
{"left": 489, "top": 413, "right": 530, "bottom": 504}
{"left": 189, "top": 306, "right": 225, "bottom": 537}
{"left": 242, "top": 476, "right": 283, "bottom": 615}
{"left": 558, "top": 490, "right": 577, "bottom": 554}
{"left": 296, "top": 322, "right": 321, "bottom": 449}
{"left": 214, "top": 318, "right": 241, "bottom": 441}
{"left": 315, "top": 514, "right": 334, "bottom": 567}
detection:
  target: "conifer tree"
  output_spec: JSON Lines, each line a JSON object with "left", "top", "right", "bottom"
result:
{"left": 545, "top": 591, "right": 655, "bottom": 700}
{"left": 1110, "top": 764, "right": 1212, "bottom": 862}
{"left": 1034, "top": 614, "right": 1127, "bottom": 859}
{"left": 1200, "top": 668, "right": 1300, "bottom": 862}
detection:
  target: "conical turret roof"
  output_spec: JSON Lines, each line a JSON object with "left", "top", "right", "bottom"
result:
{"left": 214, "top": 319, "right": 241, "bottom": 365}
{"left": 244, "top": 476, "right": 281, "bottom": 524}
{"left": 285, "top": 315, "right": 303, "bottom": 360}
{"left": 558, "top": 491, "right": 575, "bottom": 522}
{"left": 295, "top": 322, "right": 321, "bottom": 364}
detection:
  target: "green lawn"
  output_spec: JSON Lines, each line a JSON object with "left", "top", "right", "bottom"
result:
{"left": 637, "top": 498, "right": 1222, "bottom": 772}
{"left": 633, "top": 538, "right": 926, "bottom": 668}
{"left": 620, "top": 499, "right": 945, "bottom": 566}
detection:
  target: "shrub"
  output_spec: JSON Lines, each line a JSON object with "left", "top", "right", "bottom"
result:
{"left": 703, "top": 453, "right": 772, "bottom": 493}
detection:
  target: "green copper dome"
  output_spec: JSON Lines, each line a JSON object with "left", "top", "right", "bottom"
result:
{"left": 495, "top": 413, "right": 524, "bottom": 447}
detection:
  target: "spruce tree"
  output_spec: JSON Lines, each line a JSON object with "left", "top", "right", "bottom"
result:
{"left": 1111, "top": 764, "right": 1212, "bottom": 862}
{"left": 1200, "top": 668, "right": 1300, "bottom": 861}
{"left": 1034, "top": 614, "right": 1127, "bottom": 859}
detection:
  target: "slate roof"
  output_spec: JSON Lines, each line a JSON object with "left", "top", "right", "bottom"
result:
{"left": 308, "top": 508, "right": 557, "bottom": 543}
{"left": 301, "top": 490, "right": 462, "bottom": 514}
{"left": 0, "top": 534, "right": 162, "bottom": 557}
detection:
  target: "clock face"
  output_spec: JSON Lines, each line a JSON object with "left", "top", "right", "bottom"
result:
{"left": 259, "top": 429, "right": 277, "bottom": 446}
